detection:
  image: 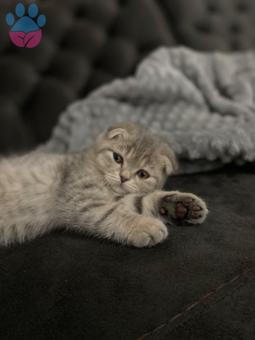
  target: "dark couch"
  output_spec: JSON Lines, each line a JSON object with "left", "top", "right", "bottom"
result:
{"left": 0, "top": 1, "right": 255, "bottom": 339}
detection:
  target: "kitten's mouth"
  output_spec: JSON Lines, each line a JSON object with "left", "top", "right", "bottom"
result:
{"left": 120, "top": 183, "right": 138, "bottom": 194}
{"left": 105, "top": 177, "right": 132, "bottom": 194}
{"left": 108, "top": 183, "right": 127, "bottom": 194}
{"left": 113, "top": 183, "right": 131, "bottom": 194}
{"left": 119, "top": 183, "right": 130, "bottom": 193}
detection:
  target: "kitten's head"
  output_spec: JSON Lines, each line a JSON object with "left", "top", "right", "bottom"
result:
{"left": 94, "top": 122, "right": 177, "bottom": 195}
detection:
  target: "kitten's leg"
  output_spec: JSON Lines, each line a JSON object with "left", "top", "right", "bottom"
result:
{"left": 142, "top": 191, "right": 208, "bottom": 225}
{"left": 67, "top": 192, "right": 207, "bottom": 248}
{"left": 74, "top": 195, "right": 169, "bottom": 248}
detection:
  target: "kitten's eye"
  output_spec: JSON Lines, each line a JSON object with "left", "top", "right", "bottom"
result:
{"left": 113, "top": 152, "right": 123, "bottom": 164}
{"left": 136, "top": 169, "right": 150, "bottom": 179}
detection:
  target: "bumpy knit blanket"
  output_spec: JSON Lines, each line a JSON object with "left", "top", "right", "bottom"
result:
{"left": 46, "top": 47, "right": 255, "bottom": 174}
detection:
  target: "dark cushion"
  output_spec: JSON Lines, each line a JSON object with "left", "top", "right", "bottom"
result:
{"left": 0, "top": 0, "right": 175, "bottom": 151}
{"left": 0, "top": 165, "right": 254, "bottom": 340}
{"left": 161, "top": 0, "right": 255, "bottom": 51}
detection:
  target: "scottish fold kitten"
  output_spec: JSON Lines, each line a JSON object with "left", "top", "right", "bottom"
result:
{"left": 0, "top": 122, "right": 208, "bottom": 247}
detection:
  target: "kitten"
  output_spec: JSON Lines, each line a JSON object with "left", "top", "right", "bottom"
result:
{"left": 0, "top": 122, "right": 208, "bottom": 247}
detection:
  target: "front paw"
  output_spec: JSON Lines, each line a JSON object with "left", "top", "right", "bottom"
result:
{"left": 127, "top": 217, "right": 168, "bottom": 248}
{"left": 159, "top": 192, "right": 208, "bottom": 225}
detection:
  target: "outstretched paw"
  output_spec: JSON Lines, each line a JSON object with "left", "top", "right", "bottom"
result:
{"left": 159, "top": 192, "right": 208, "bottom": 225}
{"left": 127, "top": 217, "right": 168, "bottom": 248}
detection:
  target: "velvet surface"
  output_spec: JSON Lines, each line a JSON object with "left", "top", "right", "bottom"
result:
{"left": 0, "top": 165, "right": 254, "bottom": 339}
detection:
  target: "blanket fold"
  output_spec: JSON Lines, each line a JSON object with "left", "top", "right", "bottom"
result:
{"left": 45, "top": 47, "right": 255, "bottom": 173}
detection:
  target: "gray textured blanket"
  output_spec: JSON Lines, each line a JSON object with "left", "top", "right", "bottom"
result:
{"left": 46, "top": 47, "right": 255, "bottom": 173}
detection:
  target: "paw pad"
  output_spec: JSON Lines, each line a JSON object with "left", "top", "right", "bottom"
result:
{"left": 6, "top": 2, "right": 46, "bottom": 48}
{"left": 159, "top": 193, "right": 208, "bottom": 225}
{"left": 175, "top": 202, "right": 188, "bottom": 219}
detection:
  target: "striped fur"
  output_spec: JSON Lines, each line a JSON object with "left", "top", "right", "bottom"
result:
{"left": 0, "top": 122, "right": 207, "bottom": 247}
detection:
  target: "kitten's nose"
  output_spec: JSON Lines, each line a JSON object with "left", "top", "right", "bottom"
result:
{"left": 120, "top": 169, "right": 130, "bottom": 183}
{"left": 120, "top": 175, "right": 129, "bottom": 183}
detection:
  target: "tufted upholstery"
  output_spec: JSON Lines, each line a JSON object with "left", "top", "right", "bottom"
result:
{"left": 0, "top": 0, "right": 175, "bottom": 152}
{"left": 1, "top": 0, "right": 255, "bottom": 153}
{"left": 161, "top": 0, "right": 255, "bottom": 51}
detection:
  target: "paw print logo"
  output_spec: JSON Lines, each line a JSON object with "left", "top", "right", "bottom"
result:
{"left": 6, "top": 2, "right": 46, "bottom": 48}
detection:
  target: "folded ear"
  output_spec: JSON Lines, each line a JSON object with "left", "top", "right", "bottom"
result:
{"left": 107, "top": 127, "right": 129, "bottom": 140}
{"left": 106, "top": 122, "right": 136, "bottom": 140}
{"left": 160, "top": 143, "right": 178, "bottom": 175}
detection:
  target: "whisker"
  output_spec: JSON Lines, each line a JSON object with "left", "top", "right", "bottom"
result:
{"left": 105, "top": 174, "right": 120, "bottom": 183}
